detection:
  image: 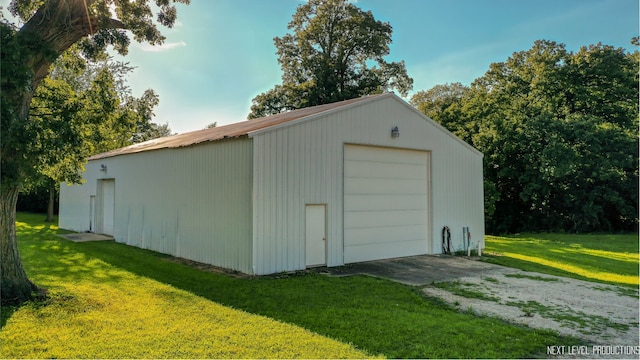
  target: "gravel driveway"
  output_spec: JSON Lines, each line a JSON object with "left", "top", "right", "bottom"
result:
{"left": 422, "top": 271, "right": 639, "bottom": 358}
{"left": 326, "top": 255, "right": 639, "bottom": 358}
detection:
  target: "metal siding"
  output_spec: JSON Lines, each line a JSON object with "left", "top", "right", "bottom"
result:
{"left": 430, "top": 136, "right": 485, "bottom": 253}
{"left": 60, "top": 138, "right": 254, "bottom": 274}
{"left": 252, "top": 96, "right": 484, "bottom": 274}
{"left": 59, "top": 162, "right": 100, "bottom": 232}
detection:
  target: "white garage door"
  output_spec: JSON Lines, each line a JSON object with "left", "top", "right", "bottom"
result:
{"left": 344, "top": 145, "right": 429, "bottom": 263}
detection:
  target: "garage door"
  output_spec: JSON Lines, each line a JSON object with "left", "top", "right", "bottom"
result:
{"left": 344, "top": 145, "right": 429, "bottom": 263}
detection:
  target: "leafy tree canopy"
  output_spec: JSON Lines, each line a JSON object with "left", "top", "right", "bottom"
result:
{"left": 248, "top": 0, "right": 413, "bottom": 119}
{"left": 29, "top": 48, "right": 168, "bottom": 185}
{"left": 412, "top": 40, "right": 639, "bottom": 233}
{"left": 20, "top": 46, "right": 171, "bottom": 221}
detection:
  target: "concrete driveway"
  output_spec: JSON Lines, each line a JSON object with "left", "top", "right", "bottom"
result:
{"left": 324, "top": 254, "right": 519, "bottom": 285}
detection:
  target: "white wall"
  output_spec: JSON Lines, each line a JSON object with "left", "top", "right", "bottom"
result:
{"left": 59, "top": 138, "right": 254, "bottom": 273}
{"left": 59, "top": 163, "right": 99, "bottom": 232}
{"left": 250, "top": 95, "right": 484, "bottom": 274}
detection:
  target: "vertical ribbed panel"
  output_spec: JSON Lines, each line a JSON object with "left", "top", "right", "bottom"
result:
{"left": 60, "top": 138, "right": 254, "bottom": 274}
{"left": 251, "top": 96, "right": 484, "bottom": 274}
{"left": 59, "top": 162, "right": 100, "bottom": 232}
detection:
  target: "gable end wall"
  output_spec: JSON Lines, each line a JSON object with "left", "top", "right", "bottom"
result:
{"left": 251, "top": 96, "right": 484, "bottom": 274}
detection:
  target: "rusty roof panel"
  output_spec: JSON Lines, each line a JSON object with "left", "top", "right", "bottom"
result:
{"left": 88, "top": 94, "right": 386, "bottom": 160}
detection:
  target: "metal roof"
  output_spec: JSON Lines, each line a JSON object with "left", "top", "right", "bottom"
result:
{"left": 89, "top": 94, "right": 389, "bottom": 160}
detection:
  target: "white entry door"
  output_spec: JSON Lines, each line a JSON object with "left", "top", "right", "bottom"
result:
{"left": 98, "top": 179, "right": 115, "bottom": 236}
{"left": 305, "top": 204, "right": 326, "bottom": 267}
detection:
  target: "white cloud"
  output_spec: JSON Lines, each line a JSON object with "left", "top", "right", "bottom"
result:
{"left": 138, "top": 40, "right": 187, "bottom": 52}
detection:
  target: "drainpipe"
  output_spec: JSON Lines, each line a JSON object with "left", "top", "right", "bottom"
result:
{"left": 462, "top": 227, "right": 466, "bottom": 252}
{"left": 463, "top": 227, "right": 472, "bottom": 256}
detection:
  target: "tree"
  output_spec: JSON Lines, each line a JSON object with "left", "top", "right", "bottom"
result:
{"left": 1, "top": 0, "right": 188, "bottom": 305}
{"left": 133, "top": 120, "right": 173, "bottom": 141}
{"left": 410, "top": 82, "right": 472, "bottom": 140}
{"left": 129, "top": 90, "right": 175, "bottom": 143}
{"left": 410, "top": 83, "right": 499, "bottom": 220}
{"left": 25, "top": 49, "right": 167, "bottom": 223}
{"left": 412, "top": 40, "right": 638, "bottom": 233}
{"left": 28, "top": 71, "right": 84, "bottom": 223}
{"left": 247, "top": 0, "right": 412, "bottom": 119}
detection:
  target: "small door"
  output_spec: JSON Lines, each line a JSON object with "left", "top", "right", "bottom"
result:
{"left": 97, "top": 179, "right": 115, "bottom": 236}
{"left": 305, "top": 204, "right": 326, "bottom": 267}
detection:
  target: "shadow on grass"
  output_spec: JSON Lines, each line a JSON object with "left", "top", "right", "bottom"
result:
{"left": 484, "top": 234, "right": 639, "bottom": 287}
{"left": 512, "top": 233, "right": 639, "bottom": 254}
{"left": 482, "top": 254, "right": 638, "bottom": 288}
{"left": 22, "top": 237, "right": 128, "bottom": 287}
{"left": 13, "top": 212, "right": 574, "bottom": 359}
{"left": 68, "top": 241, "right": 574, "bottom": 359}
{"left": 1, "top": 306, "right": 17, "bottom": 330}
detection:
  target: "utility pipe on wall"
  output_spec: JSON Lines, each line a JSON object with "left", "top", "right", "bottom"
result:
{"left": 462, "top": 227, "right": 466, "bottom": 251}
{"left": 462, "top": 226, "right": 472, "bottom": 256}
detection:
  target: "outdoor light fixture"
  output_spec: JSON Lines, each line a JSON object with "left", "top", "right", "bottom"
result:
{"left": 100, "top": 164, "right": 107, "bottom": 172}
{"left": 391, "top": 126, "right": 400, "bottom": 138}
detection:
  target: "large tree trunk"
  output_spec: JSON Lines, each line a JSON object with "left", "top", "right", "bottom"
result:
{"left": 1, "top": 0, "right": 125, "bottom": 306}
{"left": 20, "top": 0, "right": 104, "bottom": 93}
{"left": 0, "top": 183, "right": 38, "bottom": 305}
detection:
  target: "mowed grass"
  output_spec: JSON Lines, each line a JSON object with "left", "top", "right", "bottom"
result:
{"left": 0, "top": 214, "right": 369, "bottom": 359}
{"left": 484, "top": 233, "right": 639, "bottom": 287}
{"left": 1, "top": 213, "right": 577, "bottom": 359}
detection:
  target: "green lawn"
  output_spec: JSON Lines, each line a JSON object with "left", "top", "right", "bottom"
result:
{"left": 484, "top": 233, "right": 639, "bottom": 287}
{"left": 1, "top": 214, "right": 368, "bottom": 359}
{"left": 1, "top": 213, "right": 577, "bottom": 359}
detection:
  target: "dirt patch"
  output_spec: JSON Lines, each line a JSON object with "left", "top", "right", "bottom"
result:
{"left": 422, "top": 272, "right": 639, "bottom": 358}
{"left": 163, "top": 257, "right": 251, "bottom": 278}
{"left": 58, "top": 233, "right": 114, "bottom": 242}
{"left": 324, "top": 254, "right": 522, "bottom": 285}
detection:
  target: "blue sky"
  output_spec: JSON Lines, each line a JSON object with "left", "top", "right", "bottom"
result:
{"left": 3, "top": 0, "right": 639, "bottom": 133}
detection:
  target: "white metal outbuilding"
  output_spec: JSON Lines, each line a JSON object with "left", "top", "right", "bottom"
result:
{"left": 59, "top": 93, "right": 484, "bottom": 275}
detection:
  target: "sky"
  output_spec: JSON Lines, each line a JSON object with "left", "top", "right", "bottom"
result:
{"left": 3, "top": 0, "right": 639, "bottom": 134}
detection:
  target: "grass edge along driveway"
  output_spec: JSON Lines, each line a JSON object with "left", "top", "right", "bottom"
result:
{"left": 1, "top": 213, "right": 577, "bottom": 359}
{"left": 483, "top": 233, "right": 639, "bottom": 287}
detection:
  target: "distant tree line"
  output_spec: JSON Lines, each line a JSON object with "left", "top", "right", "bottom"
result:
{"left": 411, "top": 40, "right": 639, "bottom": 234}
